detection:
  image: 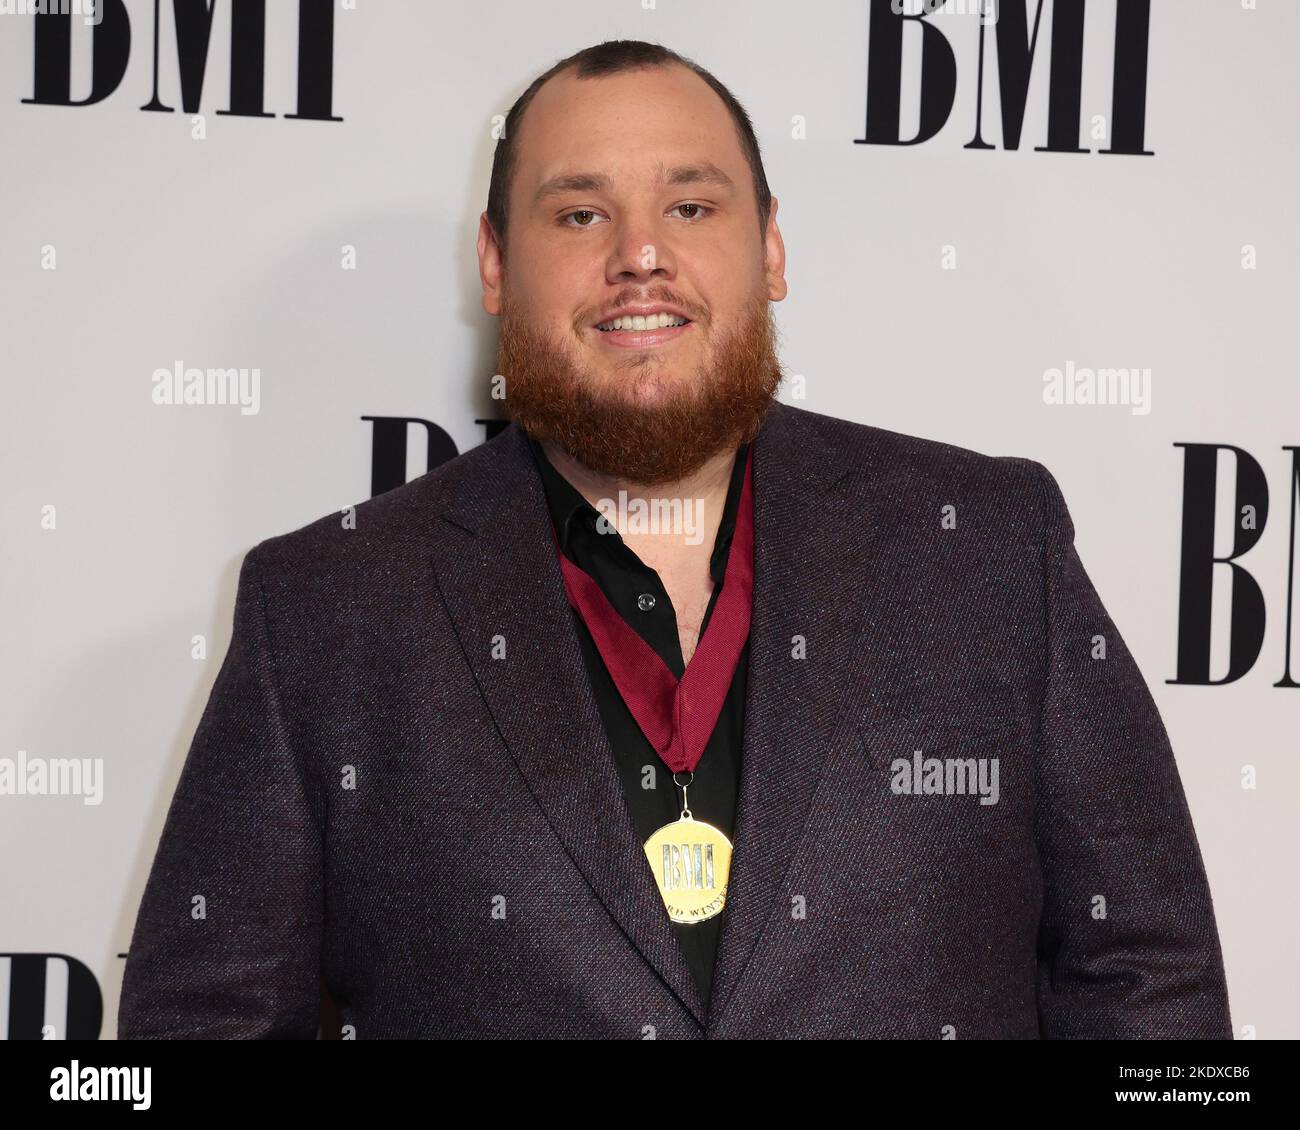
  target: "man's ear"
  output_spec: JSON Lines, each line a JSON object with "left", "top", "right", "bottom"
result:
{"left": 764, "top": 196, "right": 788, "bottom": 303}
{"left": 477, "top": 212, "right": 503, "bottom": 316}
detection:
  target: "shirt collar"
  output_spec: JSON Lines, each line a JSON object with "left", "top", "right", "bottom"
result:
{"left": 525, "top": 431, "right": 750, "bottom": 583}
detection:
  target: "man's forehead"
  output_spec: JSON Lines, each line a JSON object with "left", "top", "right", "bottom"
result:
{"left": 530, "top": 61, "right": 723, "bottom": 121}
{"left": 517, "top": 67, "right": 743, "bottom": 186}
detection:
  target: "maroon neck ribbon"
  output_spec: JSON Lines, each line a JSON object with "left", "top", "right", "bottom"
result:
{"left": 551, "top": 445, "right": 755, "bottom": 775}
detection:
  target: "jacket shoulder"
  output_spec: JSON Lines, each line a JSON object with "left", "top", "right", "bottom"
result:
{"left": 245, "top": 429, "right": 508, "bottom": 579}
{"left": 773, "top": 403, "right": 1050, "bottom": 527}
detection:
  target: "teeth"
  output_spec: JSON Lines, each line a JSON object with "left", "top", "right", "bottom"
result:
{"left": 596, "top": 313, "right": 689, "bottom": 332}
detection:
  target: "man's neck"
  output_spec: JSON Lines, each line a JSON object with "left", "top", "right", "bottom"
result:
{"left": 539, "top": 440, "right": 739, "bottom": 568}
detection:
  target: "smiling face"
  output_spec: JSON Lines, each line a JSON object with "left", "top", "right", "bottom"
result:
{"left": 478, "top": 62, "right": 788, "bottom": 484}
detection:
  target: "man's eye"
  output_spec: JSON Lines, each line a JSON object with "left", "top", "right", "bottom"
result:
{"left": 560, "top": 204, "right": 713, "bottom": 228}
{"left": 670, "top": 202, "right": 713, "bottom": 221}
{"left": 561, "top": 209, "right": 605, "bottom": 228}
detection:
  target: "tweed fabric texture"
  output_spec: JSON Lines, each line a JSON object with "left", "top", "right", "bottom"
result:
{"left": 118, "top": 402, "right": 1232, "bottom": 1039}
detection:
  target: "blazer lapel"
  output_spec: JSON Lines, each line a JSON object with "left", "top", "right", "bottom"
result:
{"left": 429, "top": 424, "right": 708, "bottom": 1026}
{"left": 704, "top": 403, "right": 875, "bottom": 1032}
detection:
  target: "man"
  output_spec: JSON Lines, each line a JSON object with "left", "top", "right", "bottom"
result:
{"left": 119, "top": 40, "right": 1232, "bottom": 1039}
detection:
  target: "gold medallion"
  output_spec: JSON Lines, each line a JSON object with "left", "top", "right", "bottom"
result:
{"left": 643, "top": 812, "right": 733, "bottom": 924}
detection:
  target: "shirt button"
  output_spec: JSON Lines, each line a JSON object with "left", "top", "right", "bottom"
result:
{"left": 637, "top": 593, "right": 656, "bottom": 611}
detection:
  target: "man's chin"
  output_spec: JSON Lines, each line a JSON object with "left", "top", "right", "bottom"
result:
{"left": 570, "top": 346, "right": 693, "bottom": 398}
{"left": 608, "top": 370, "right": 694, "bottom": 409}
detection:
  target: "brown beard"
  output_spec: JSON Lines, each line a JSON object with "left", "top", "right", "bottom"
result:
{"left": 497, "top": 286, "right": 784, "bottom": 486}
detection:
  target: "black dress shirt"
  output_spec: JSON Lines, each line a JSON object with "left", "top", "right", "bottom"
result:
{"left": 525, "top": 433, "right": 750, "bottom": 1013}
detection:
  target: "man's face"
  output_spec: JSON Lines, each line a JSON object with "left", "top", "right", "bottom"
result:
{"left": 478, "top": 63, "right": 788, "bottom": 485}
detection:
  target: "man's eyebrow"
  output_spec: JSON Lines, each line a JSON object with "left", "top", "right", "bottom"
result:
{"left": 533, "top": 162, "right": 737, "bottom": 206}
{"left": 534, "top": 171, "right": 615, "bottom": 204}
{"left": 660, "top": 161, "right": 737, "bottom": 191}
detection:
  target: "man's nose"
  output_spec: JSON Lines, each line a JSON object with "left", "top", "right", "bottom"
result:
{"left": 606, "top": 218, "right": 677, "bottom": 284}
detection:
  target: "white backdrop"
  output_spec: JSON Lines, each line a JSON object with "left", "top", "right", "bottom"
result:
{"left": 2, "top": 0, "right": 1296, "bottom": 1039}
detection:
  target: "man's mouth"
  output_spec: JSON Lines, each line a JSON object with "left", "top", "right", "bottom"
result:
{"left": 590, "top": 311, "right": 694, "bottom": 349}
{"left": 594, "top": 313, "right": 690, "bottom": 332}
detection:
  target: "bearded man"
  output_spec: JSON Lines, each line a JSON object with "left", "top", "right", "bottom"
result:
{"left": 119, "top": 40, "right": 1231, "bottom": 1040}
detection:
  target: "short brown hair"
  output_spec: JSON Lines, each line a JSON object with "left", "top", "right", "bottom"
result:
{"left": 486, "top": 40, "right": 773, "bottom": 256}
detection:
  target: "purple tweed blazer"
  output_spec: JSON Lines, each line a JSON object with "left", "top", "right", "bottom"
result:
{"left": 118, "top": 402, "right": 1232, "bottom": 1039}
